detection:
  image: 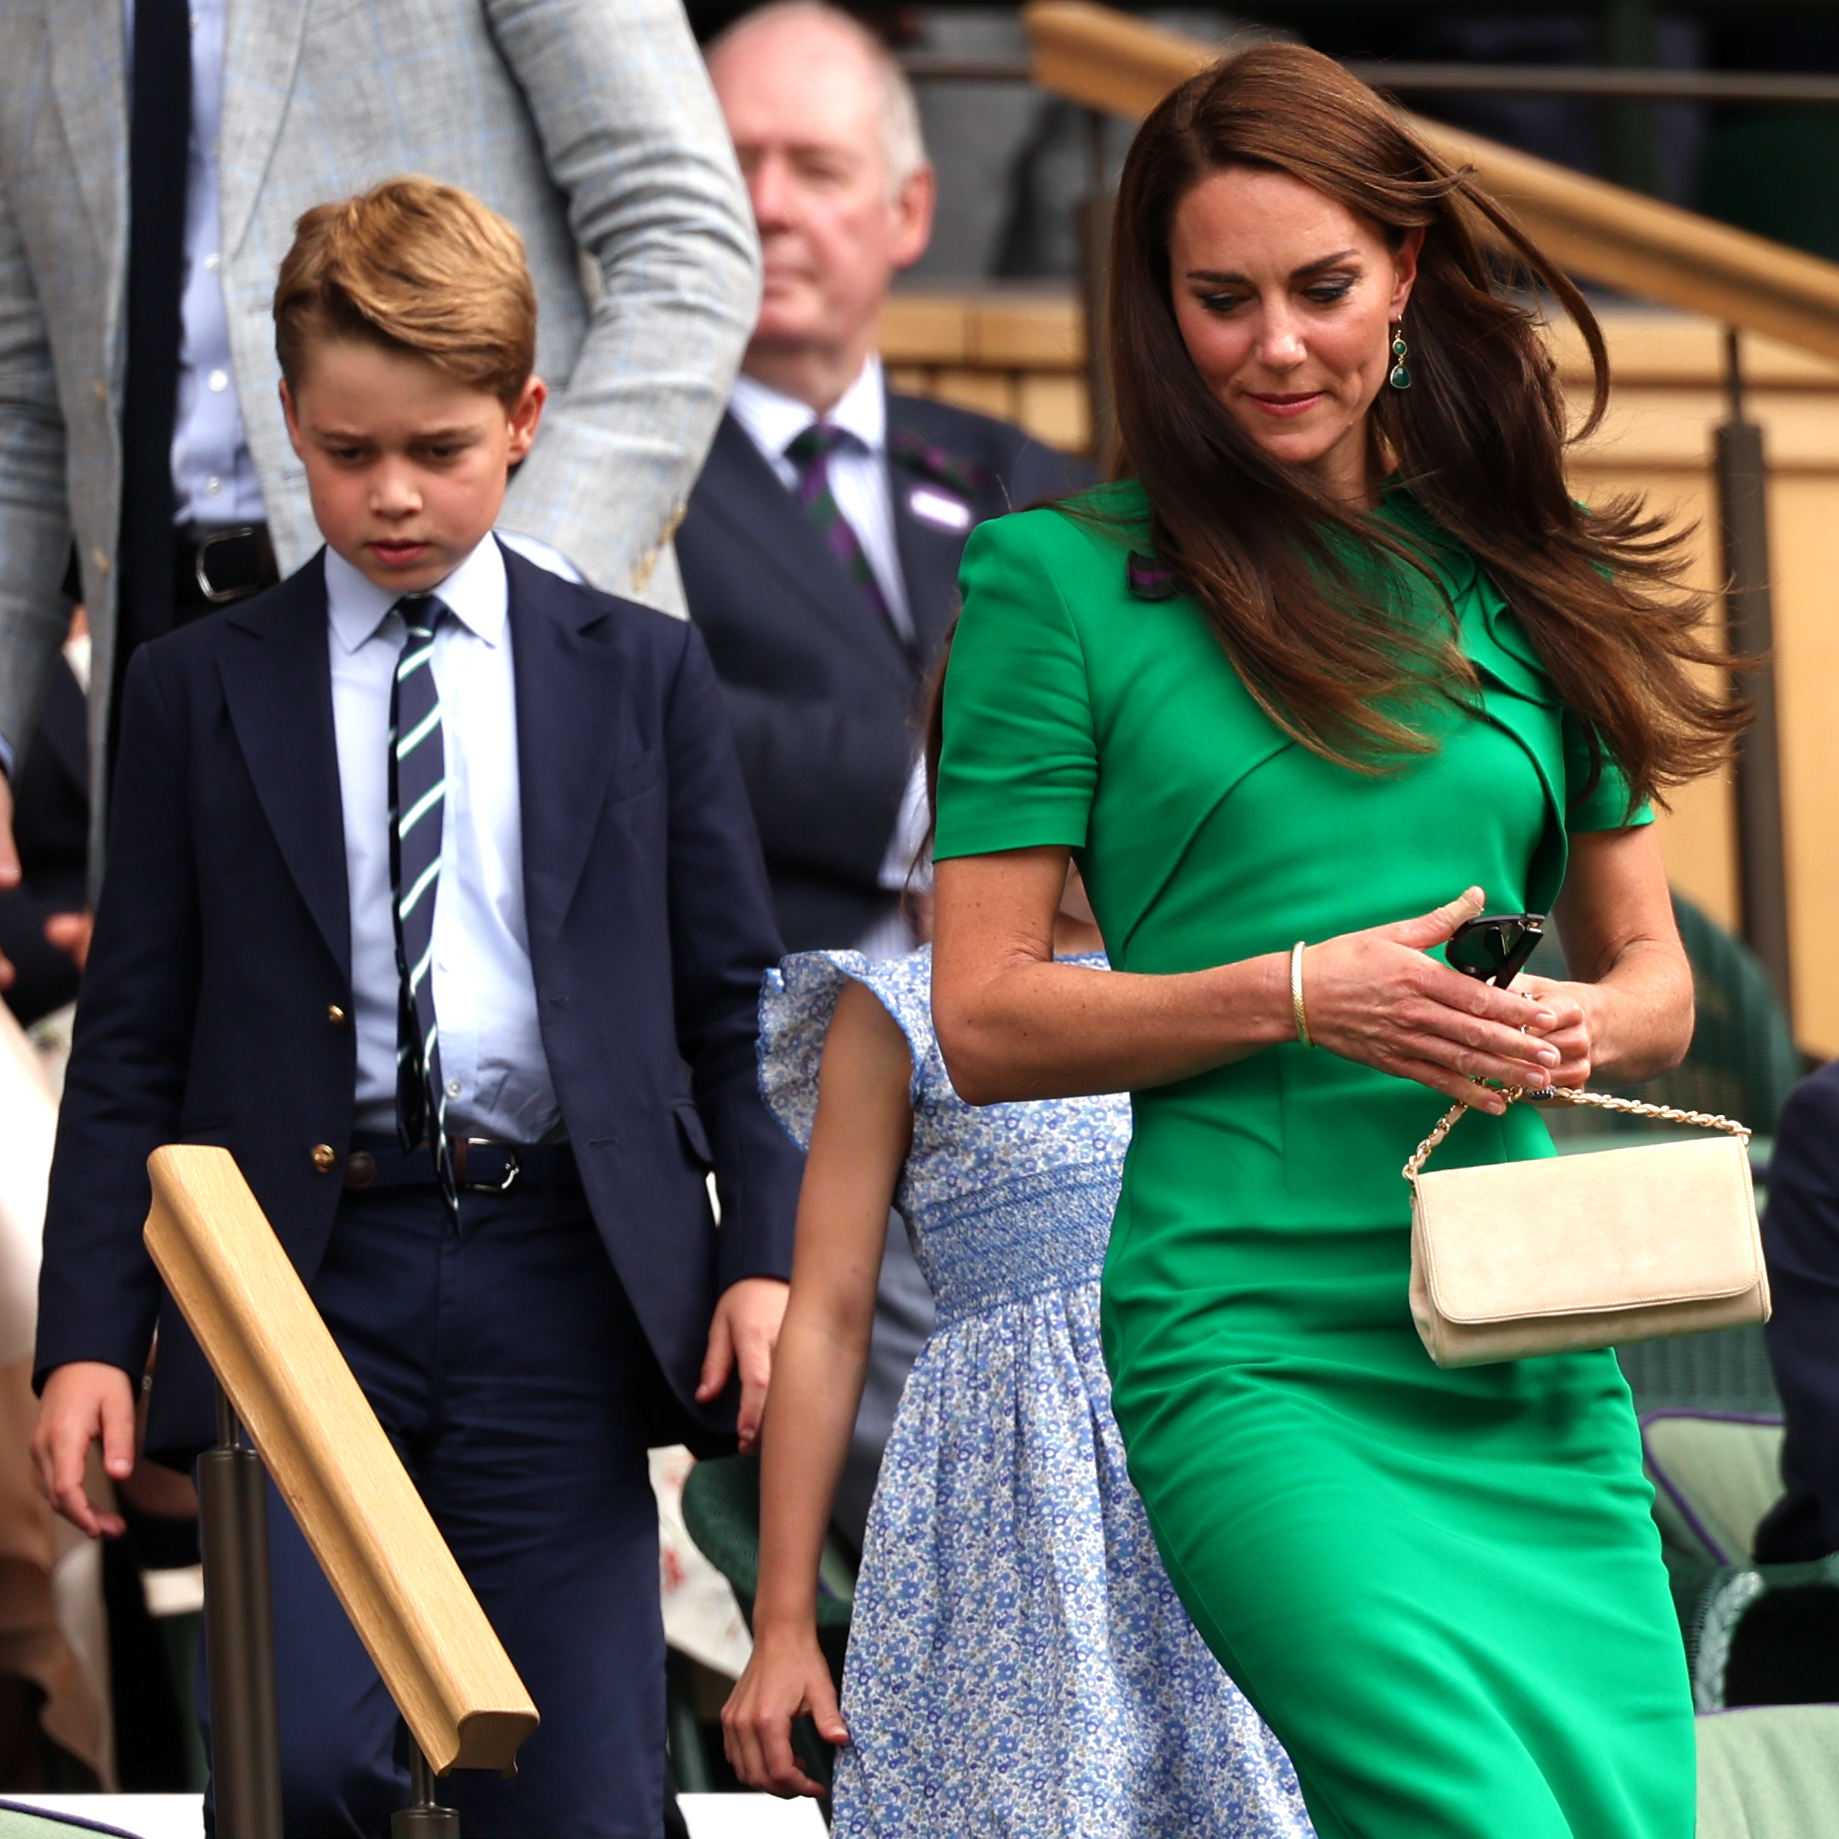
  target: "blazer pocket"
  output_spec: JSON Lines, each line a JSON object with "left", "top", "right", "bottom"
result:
{"left": 673, "top": 1100, "right": 714, "bottom": 1169}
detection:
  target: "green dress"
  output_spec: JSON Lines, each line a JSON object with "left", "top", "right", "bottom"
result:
{"left": 932, "top": 483, "right": 1696, "bottom": 1839}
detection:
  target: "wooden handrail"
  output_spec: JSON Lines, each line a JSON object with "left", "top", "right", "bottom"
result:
{"left": 1024, "top": 0, "right": 1839, "bottom": 367}
{"left": 144, "top": 1146, "right": 539, "bottom": 1775}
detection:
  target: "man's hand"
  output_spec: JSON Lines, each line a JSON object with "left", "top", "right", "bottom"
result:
{"left": 44, "top": 911, "right": 92, "bottom": 973}
{"left": 32, "top": 1362, "right": 136, "bottom": 1538}
{"left": 696, "top": 1276, "right": 789, "bottom": 1452}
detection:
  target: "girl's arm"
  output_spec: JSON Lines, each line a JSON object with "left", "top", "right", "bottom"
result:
{"left": 722, "top": 981, "right": 915, "bottom": 1797}
{"left": 932, "top": 848, "right": 1567, "bottom": 1116}
{"left": 1520, "top": 824, "right": 1694, "bottom": 1088}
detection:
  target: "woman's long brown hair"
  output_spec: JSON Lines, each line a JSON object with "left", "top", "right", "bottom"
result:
{"left": 1105, "top": 43, "right": 1743, "bottom": 806}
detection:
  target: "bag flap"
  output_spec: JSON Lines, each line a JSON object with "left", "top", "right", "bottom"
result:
{"left": 1413, "top": 1135, "right": 1760, "bottom": 1325}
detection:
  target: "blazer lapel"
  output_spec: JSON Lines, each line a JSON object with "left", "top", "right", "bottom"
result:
{"left": 217, "top": 555, "right": 351, "bottom": 977}
{"left": 218, "top": 0, "right": 311, "bottom": 259}
{"left": 696, "top": 416, "right": 914, "bottom": 691}
{"left": 887, "top": 395, "right": 978, "bottom": 666}
{"left": 507, "top": 550, "right": 629, "bottom": 943}
{"left": 49, "top": 0, "right": 128, "bottom": 264}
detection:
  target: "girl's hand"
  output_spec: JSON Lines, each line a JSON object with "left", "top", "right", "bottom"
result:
{"left": 1513, "top": 975, "right": 1594, "bottom": 1088}
{"left": 721, "top": 1624, "right": 849, "bottom": 1797}
{"left": 1301, "top": 888, "right": 1562, "bottom": 1114}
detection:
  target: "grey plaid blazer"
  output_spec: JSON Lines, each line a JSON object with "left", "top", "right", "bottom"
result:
{"left": 0, "top": 0, "right": 761, "bottom": 839}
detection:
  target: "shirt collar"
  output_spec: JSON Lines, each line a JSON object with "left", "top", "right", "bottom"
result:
{"left": 325, "top": 535, "right": 509, "bottom": 654}
{"left": 729, "top": 353, "right": 886, "bottom": 466}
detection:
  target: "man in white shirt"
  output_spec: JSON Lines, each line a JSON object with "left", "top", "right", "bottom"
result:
{"left": 681, "top": 0, "right": 1089, "bottom": 1544}
{"left": 686, "top": 0, "right": 1087, "bottom": 958}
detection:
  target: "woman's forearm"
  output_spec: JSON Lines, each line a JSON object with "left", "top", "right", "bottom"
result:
{"left": 1549, "top": 826, "right": 1695, "bottom": 1088}
{"left": 1576, "top": 938, "right": 1694, "bottom": 1086}
{"left": 751, "top": 1305, "right": 872, "bottom": 1633}
{"left": 933, "top": 953, "right": 1294, "bottom": 1105}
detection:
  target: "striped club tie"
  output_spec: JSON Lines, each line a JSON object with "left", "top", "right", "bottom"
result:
{"left": 388, "top": 595, "right": 456, "bottom": 1213}
{"left": 784, "top": 422, "right": 900, "bottom": 641}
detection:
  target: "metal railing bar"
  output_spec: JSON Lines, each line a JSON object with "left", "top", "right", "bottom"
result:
{"left": 899, "top": 57, "right": 1033, "bottom": 81}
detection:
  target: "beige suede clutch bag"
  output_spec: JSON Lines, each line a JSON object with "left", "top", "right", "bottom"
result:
{"left": 1403, "top": 1087, "right": 1769, "bottom": 1369}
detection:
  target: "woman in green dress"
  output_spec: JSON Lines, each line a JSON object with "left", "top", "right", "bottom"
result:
{"left": 928, "top": 43, "right": 1742, "bottom": 1839}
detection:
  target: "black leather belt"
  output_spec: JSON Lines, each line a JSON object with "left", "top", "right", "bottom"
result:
{"left": 343, "top": 1133, "right": 578, "bottom": 1195}
{"left": 179, "top": 524, "right": 279, "bottom": 606}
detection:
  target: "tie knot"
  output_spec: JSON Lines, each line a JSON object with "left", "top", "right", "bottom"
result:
{"left": 392, "top": 594, "right": 446, "bottom": 642}
{"left": 785, "top": 422, "right": 850, "bottom": 470}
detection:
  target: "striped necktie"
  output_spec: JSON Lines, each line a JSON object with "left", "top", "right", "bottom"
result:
{"left": 388, "top": 595, "right": 456, "bottom": 1212}
{"left": 784, "top": 422, "right": 900, "bottom": 640}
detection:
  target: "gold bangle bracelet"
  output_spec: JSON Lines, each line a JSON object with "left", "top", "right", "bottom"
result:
{"left": 1291, "top": 940, "right": 1314, "bottom": 1049}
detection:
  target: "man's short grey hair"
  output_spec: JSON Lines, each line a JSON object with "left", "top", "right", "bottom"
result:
{"left": 708, "top": 0, "right": 929, "bottom": 194}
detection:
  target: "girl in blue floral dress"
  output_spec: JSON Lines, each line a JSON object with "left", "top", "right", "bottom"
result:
{"left": 721, "top": 871, "right": 1310, "bottom": 1838}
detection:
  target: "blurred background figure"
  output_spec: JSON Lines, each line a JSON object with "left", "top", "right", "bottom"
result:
{"left": 685, "top": 0, "right": 1088, "bottom": 1550}
{"left": 1756, "top": 1062, "right": 1839, "bottom": 1564}
{"left": 0, "top": 600, "right": 90, "bottom": 1038}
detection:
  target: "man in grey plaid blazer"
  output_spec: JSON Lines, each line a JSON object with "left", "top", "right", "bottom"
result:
{"left": 0, "top": 0, "right": 761, "bottom": 911}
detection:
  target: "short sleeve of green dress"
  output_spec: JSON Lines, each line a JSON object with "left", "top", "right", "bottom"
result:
{"left": 934, "top": 486, "right": 1693, "bottom": 1839}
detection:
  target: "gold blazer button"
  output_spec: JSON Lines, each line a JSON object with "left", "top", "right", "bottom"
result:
{"left": 327, "top": 1004, "right": 348, "bottom": 1026}
{"left": 311, "top": 1143, "right": 338, "bottom": 1174}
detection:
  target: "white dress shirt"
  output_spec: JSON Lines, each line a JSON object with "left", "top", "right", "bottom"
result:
{"left": 326, "top": 538, "right": 560, "bottom": 1142}
{"left": 168, "top": 0, "right": 265, "bottom": 529}
{"left": 728, "top": 354, "right": 913, "bottom": 644}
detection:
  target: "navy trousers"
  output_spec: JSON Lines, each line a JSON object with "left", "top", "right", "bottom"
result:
{"left": 201, "top": 1159, "right": 667, "bottom": 1838}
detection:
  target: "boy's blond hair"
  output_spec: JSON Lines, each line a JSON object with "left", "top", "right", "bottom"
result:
{"left": 274, "top": 176, "right": 536, "bottom": 405}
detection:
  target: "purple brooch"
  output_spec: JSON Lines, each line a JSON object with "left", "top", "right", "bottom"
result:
{"left": 1126, "top": 552, "right": 1180, "bottom": 600}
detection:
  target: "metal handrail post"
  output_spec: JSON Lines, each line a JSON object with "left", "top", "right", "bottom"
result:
{"left": 1077, "top": 105, "right": 1113, "bottom": 467}
{"left": 391, "top": 1744, "right": 462, "bottom": 1837}
{"left": 199, "top": 1387, "right": 283, "bottom": 1838}
{"left": 1602, "top": 0, "right": 1659, "bottom": 196}
{"left": 1717, "top": 328, "right": 1795, "bottom": 1015}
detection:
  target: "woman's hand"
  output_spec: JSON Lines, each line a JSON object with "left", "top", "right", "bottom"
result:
{"left": 1513, "top": 976, "right": 1593, "bottom": 1088}
{"left": 721, "top": 1622, "right": 849, "bottom": 1797}
{"left": 1302, "top": 888, "right": 1562, "bottom": 1114}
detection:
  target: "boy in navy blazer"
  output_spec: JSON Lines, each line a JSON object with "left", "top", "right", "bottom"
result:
{"left": 31, "top": 177, "right": 799, "bottom": 1838}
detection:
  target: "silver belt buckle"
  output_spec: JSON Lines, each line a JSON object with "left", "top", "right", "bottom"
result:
{"left": 195, "top": 526, "right": 262, "bottom": 604}
{"left": 458, "top": 1137, "right": 520, "bottom": 1194}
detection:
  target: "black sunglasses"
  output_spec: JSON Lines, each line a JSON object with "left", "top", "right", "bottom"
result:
{"left": 1446, "top": 912, "right": 1546, "bottom": 988}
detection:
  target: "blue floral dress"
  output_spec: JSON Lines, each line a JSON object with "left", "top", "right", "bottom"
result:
{"left": 759, "top": 946, "right": 1312, "bottom": 1839}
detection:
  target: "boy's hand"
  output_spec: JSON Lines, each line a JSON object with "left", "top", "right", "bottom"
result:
{"left": 32, "top": 1362, "right": 137, "bottom": 1538}
{"left": 697, "top": 1277, "right": 789, "bottom": 1452}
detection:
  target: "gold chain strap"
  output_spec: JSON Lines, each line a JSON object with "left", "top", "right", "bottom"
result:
{"left": 1401, "top": 1086, "right": 1751, "bottom": 1183}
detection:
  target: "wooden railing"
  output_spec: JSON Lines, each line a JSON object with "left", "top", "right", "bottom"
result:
{"left": 144, "top": 1148, "right": 538, "bottom": 1780}
{"left": 1023, "top": 0, "right": 1839, "bottom": 367}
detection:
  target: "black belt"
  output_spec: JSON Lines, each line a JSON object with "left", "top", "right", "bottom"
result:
{"left": 178, "top": 524, "right": 279, "bottom": 607}
{"left": 343, "top": 1133, "right": 578, "bottom": 1195}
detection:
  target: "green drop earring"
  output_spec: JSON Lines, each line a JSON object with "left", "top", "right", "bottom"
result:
{"left": 1388, "top": 324, "right": 1411, "bottom": 391}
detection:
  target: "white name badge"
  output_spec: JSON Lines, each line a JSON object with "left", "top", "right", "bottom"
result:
{"left": 908, "top": 485, "right": 972, "bottom": 533}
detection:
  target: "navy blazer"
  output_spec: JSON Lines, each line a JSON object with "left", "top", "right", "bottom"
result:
{"left": 679, "top": 389, "right": 1091, "bottom": 950}
{"left": 1757, "top": 1058, "right": 1839, "bottom": 1560}
{"left": 35, "top": 547, "right": 801, "bottom": 1465}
